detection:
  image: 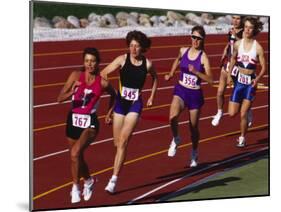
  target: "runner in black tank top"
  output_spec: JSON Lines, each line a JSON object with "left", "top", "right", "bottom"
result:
{"left": 211, "top": 15, "right": 244, "bottom": 127}
{"left": 101, "top": 30, "right": 158, "bottom": 194}
{"left": 119, "top": 53, "right": 147, "bottom": 91}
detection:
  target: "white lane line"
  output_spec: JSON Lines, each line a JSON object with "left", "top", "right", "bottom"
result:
{"left": 33, "top": 85, "right": 174, "bottom": 108}
{"left": 34, "top": 51, "right": 268, "bottom": 71}
{"left": 33, "top": 81, "right": 216, "bottom": 108}
{"left": 33, "top": 105, "right": 268, "bottom": 161}
{"left": 127, "top": 146, "right": 268, "bottom": 204}
{"left": 33, "top": 75, "right": 269, "bottom": 109}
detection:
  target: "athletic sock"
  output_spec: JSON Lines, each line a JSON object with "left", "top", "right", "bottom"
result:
{"left": 111, "top": 175, "right": 118, "bottom": 182}
{"left": 72, "top": 183, "right": 79, "bottom": 191}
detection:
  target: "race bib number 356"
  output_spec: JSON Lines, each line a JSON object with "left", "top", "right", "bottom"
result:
{"left": 182, "top": 73, "right": 198, "bottom": 89}
{"left": 121, "top": 86, "right": 139, "bottom": 101}
{"left": 72, "top": 113, "right": 91, "bottom": 128}
{"left": 238, "top": 72, "right": 251, "bottom": 85}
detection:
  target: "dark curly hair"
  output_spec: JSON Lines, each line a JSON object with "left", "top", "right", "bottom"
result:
{"left": 81, "top": 47, "right": 101, "bottom": 75}
{"left": 126, "top": 30, "right": 151, "bottom": 53}
{"left": 243, "top": 16, "right": 263, "bottom": 36}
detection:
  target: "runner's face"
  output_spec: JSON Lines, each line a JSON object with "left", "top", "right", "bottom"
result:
{"left": 191, "top": 31, "right": 203, "bottom": 49}
{"left": 129, "top": 39, "right": 142, "bottom": 57}
{"left": 84, "top": 54, "right": 98, "bottom": 72}
{"left": 244, "top": 20, "right": 254, "bottom": 38}
{"left": 232, "top": 16, "right": 241, "bottom": 28}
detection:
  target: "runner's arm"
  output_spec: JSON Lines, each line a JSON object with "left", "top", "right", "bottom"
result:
{"left": 254, "top": 43, "right": 266, "bottom": 84}
{"left": 164, "top": 48, "right": 184, "bottom": 80}
{"left": 57, "top": 71, "right": 80, "bottom": 103}
{"left": 102, "top": 79, "right": 116, "bottom": 123}
{"left": 147, "top": 60, "right": 158, "bottom": 106}
{"left": 227, "top": 42, "right": 239, "bottom": 85}
{"left": 189, "top": 52, "right": 213, "bottom": 84}
{"left": 100, "top": 55, "right": 124, "bottom": 80}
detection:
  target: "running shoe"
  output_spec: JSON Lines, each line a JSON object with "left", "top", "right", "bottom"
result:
{"left": 70, "top": 187, "right": 81, "bottom": 204}
{"left": 168, "top": 137, "right": 181, "bottom": 157}
{"left": 236, "top": 136, "right": 246, "bottom": 148}
{"left": 83, "top": 177, "right": 95, "bottom": 201}
{"left": 247, "top": 109, "right": 253, "bottom": 127}
{"left": 105, "top": 178, "right": 116, "bottom": 194}
{"left": 211, "top": 112, "right": 223, "bottom": 126}
{"left": 190, "top": 150, "right": 198, "bottom": 168}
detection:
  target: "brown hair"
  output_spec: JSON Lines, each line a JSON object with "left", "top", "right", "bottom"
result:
{"left": 243, "top": 16, "right": 263, "bottom": 36}
{"left": 126, "top": 30, "right": 151, "bottom": 53}
{"left": 191, "top": 25, "right": 206, "bottom": 50}
{"left": 81, "top": 47, "right": 100, "bottom": 75}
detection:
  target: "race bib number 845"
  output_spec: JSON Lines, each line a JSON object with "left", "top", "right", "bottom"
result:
{"left": 72, "top": 113, "right": 91, "bottom": 128}
{"left": 121, "top": 86, "right": 139, "bottom": 101}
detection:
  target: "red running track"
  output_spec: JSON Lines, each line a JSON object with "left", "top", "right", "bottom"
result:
{"left": 32, "top": 33, "right": 269, "bottom": 210}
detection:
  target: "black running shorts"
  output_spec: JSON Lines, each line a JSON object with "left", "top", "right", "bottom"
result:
{"left": 65, "top": 111, "right": 100, "bottom": 140}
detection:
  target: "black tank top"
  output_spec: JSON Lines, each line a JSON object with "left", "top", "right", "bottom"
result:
{"left": 226, "top": 29, "right": 243, "bottom": 58}
{"left": 227, "top": 29, "right": 243, "bottom": 42}
{"left": 119, "top": 53, "right": 148, "bottom": 90}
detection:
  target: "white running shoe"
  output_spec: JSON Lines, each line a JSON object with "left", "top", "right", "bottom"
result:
{"left": 168, "top": 137, "right": 181, "bottom": 157}
{"left": 190, "top": 159, "right": 198, "bottom": 168}
{"left": 190, "top": 150, "right": 198, "bottom": 168}
{"left": 70, "top": 188, "right": 81, "bottom": 204}
{"left": 247, "top": 109, "right": 253, "bottom": 127}
{"left": 83, "top": 177, "right": 95, "bottom": 201}
{"left": 237, "top": 136, "right": 246, "bottom": 148}
{"left": 105, "top": 179, "right": 116, "bottom": 194}
{"left": 211, "top": 112, "right": 223, "bottom": 126}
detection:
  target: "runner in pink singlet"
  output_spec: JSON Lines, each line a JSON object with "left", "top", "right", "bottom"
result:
{"left": 57, "top": 48, "right": 116, "bottom": 204}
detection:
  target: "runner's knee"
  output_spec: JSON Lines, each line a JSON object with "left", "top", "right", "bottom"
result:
{"left": 118, "top": 133, "right": 130, "bottom": 149}
{"left": 228, "top": 107, "right": 237, "bottom": 117}
{"left": 70, "top": 148, "right": 80, "bottom": 162}
{"left": 169, "top": 113, "right": 179, "bottom": 124}
{"left": 240, "top": 110, "right": 247, "bottom": 120}
{"left": 217, "top": 89, "right": 224, "bottom": 97}
{"left": 228, "top": 111, "right": 236, "bottom": 117}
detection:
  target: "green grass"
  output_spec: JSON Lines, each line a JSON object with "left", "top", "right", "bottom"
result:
{"left": 168, "top": 157, "right": 269, "bottom": 201}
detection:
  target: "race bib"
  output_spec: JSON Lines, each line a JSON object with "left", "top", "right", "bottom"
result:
{"left": 72, "top": 113, "right": 91, "bottom": 128}
{"left": 182, "top": 73, "right": 198, "bottom": 89}
{"left": 238, "top": 72, "right": 251, "bottom": 85}
{"left": 231, "top": 65, "right": 239, "bottom": 77}
{"left": 121, "top": 86, "right": 139, "bottom": 101}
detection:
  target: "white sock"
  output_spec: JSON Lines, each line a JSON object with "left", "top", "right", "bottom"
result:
{"left": 111, "top": 175, "right": 118, "bottom": 182}
{"left": 72, "top": 183, "right": 79, "bottom": 191}
{"left": 217, "top": 109, "right": 223, "bottom": 115}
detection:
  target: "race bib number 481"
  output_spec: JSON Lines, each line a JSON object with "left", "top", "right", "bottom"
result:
{"left": 238, "top": 72, "right": 251, "bottom": 85}
{"left": 182, "top": 73, "right": 198, "bottom": 89}
{"left": 121, "top": 86, "right": 139, "bottom": 101}
{"left": 72, "top": 113, "right": 91, "bottom": 128}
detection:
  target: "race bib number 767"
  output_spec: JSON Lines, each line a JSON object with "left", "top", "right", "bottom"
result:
{"left": 72, "top": 113, "right": 91, "bottom": 128}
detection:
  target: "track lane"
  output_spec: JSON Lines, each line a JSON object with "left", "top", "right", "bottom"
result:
{"left": 32, "top": 33, "right": 269, "bottom": 210}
